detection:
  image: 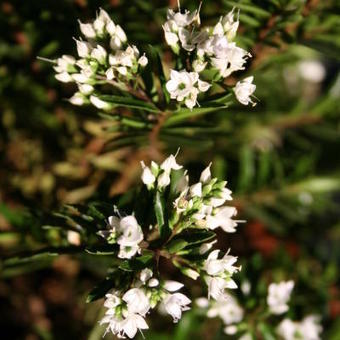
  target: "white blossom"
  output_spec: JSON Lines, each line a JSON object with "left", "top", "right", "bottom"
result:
{"left": 206, "top": 276, "right": 237, "bottom": 300}
{"left": 79, "top": 21, "right": 96, "bottom": 38}
{"left": 69, "top": 92, "right": 86, "bottom": 106}
{"left": 120, "top": 312, "right": 149, "bottom": 339}
{"left": 267, "top": 280, "right": 294, "bottom": 315}
{"left": 123, "top": 288, "right": 150, "bottom": 316}
{"left": 277, "top": 315, "right": 322, "bottom": 340}
{"left": 140, "top": 161, "right": 156, "bottom": 186}
{"left": 55, "top": 72, "right": 73, "bottom": 83}
{"left": 78, "top": 83, "right": 94, "bottom": 95}
{"left": 207, "top": 294, "right": 243, "bottom": 325}
{"left": 90, "top": 95, "right": 112, "bottom": 110}
{"left": 163, "top": 293, "right": 191, "bottom": 322}
{"left": 91, "top": 45, "right": 107, "bottom": 64}
{"left": 206, "top": 206, "right": 238, "bottom": 232}
{"left": 166, "top": 70, "right": 210, "bottom": 109}
{"left": 234, "top": 76, "right": 256, "bottom": 106}
{"left": 140, "top": 268, "right": 153, "bottom": 283}
{"left": 138, "top": 55, "right": 148, "bottom": 67}
{"left": 164, "top": 281, "right": 184, "bottom": 292}
{"left": 167, "top": 9, "right": 198, "bottom": 27}
{"left": 75, "top": 39, "right": 92, "bottom": 58}
{"left": 108, "top": 215, "right": 144, "bottom": 259}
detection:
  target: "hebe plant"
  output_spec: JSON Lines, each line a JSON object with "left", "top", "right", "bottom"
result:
{"left": 4, "top": 1, "right": 331, "bottom": 339}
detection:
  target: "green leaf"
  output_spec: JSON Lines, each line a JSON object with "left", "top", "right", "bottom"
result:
{"left": 99, "top": 94, "right": 159, "bottom": 112}
{"left": 166, "top": 239, "right": 189, "bottom": 254}
{"left": 154, "top": 190, "right": 170, "bottom": 239}
{"left": 173, "top": 230, "right": 216, "bottom": 247}
{"left": 119, "top": 252, "right": 153, "bottom": 271}
{"left": 164, "top": 105, "right": 231, "bottom": 127}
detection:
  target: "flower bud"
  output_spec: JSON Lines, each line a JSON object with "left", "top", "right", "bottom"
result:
{"left": 91, "top": 45, "right": 107, "bottom": 64}
{"left": 90, "top": 95, "right": 113, "bottom": 110}
{"left": 79, "top": 21, "right": 96, "bottom": 38}
{"left": 55, "top": 72, "right": 73, "bottom": 83}
{"left": 138, "top": 55, "right": 148, "bottom": 67}
{"left": 76, "top": 40, "right": 92, "bottom": 58}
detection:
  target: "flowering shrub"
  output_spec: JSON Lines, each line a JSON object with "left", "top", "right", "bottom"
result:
{"left": 93, "top": 153, "right": 241, "bottom": 338}
{"left": 52, "top": 5, "right": 256, "bottom": 117}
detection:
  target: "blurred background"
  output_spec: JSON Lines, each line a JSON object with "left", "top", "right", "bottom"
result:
{"left": 0, "top": 0, "right": 339, "bottom": 339}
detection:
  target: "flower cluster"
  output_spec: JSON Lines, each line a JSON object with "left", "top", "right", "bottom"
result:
{"left": 142, "top": 157, "right": 241, "bottom": 234}
{"left": 97, "top": 153, "right": 241, "bottom": 338}
{"left": 267, "top": 280, "right": 294, "bottom": 315}
{"left": 100, "top": 269, "right": 191, "bottom": 338}
{"left": 196, "top": 294, "right": 244, "bottom": 336}
{"left": 277, "top": 315, "right": 322, "bottom": 340}
{"left": 53, "top": 8, "right": 148, "bottom": 109}
{"left": 164, "top": 6, "right": 256, "bottom": 108}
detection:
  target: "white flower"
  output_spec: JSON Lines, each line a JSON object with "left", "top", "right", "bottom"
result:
{"left": 116, "top": 25, "right": 127, "bottom": 42}
{"left": 91, "top": 45, "right": 107, "bottom": 64}
{"left": 207, "top": 295, "right": 243, "bottom": 325}
{"left": 199, "top": 240, "right": 217, "bottom": 254}
{"left": 224, "top": 325, "right": 238, "bottom": 335}
{"left": 113, "top": 215, "right": 144, "bottom": 247}
{"left": 148, "top": 278, "right": 159, "bottom": 287}
{"left": 79, "top": 21, "right": 96, "bottom": 38}
{"left": 193, "top": 59, "right": 207, "bottom": 73}
{"left": 204, "top": 250, "right": 238, "bottom": 276}
{"left": 210, "top": 40, "right": 250, "bottom": 77}
{"left": 72, "top": 72, "right": 90, "bottom": 83}
{"left": 163, "top": 293, "right": 191, "bottom": 322}
{"left": 166, "top": 70, "right": 198, "bottom": 100}
{"left": 106, "top": 67, "right": 115, "bottom": 80}
{"left": 69, "top": 93, "right": 86, "bottom": 106}
{"left": 200, "top": 163, "right": 212, "bottom": 183}
{"left": 118, "top": 245, "right": 140, "bottom": 259}
{"left": 165, "top": 70, "right": 210, "bottom": 109}
{"left": 90, "top": 95, "right": 112, "bottom": 110}
{"left": 164, "top": 281, "right": 184, "bottom": 292}
{"left": 206, "top": 276, "right": 237, "bottom": 300}
{"left": 277, "top": 315, "right": 322, "bottom": 340}
{"left": 123, "top": 288, "right": 150, "bottom": 316}
{"left": 267, "top": 280, "right": 294, "bottom": 315}
{"left": 117, "top": 66, "right": 128, "bottom": 76}
{"left": 108, "top": 215, "right": 144, "bottom": 259}
{"left": 204, "top": 250, "right": 239, "bottom": 300}
{"left": 277, "top": 318, "right": 297, "bottom": 340}
{"left": 54, "top": 55, "right": 76, "bottom": 73}
{"left": 157, "top": 171, "right": 171, "bottom": 188}
{"left": 140, "top": 161, "right": 156, "bottom": 186}
{"left": 300, "top": 315, "right": 322, "bottom": 340}
{"left": 206, "top": 206, "right": 238, "bottom": 232}
{"left": 110, "top": 35, "right": 123, "bottom": 50}
{"left": 195, "top": 297, "right": 209, "bottom": 308}
{"left": 209, "top": 187, "right": 233, "bottom": 207}
{"left": 78, "top": 83, "right": 94, "bottom": 95}
{"left": 190, "top": 183, "right": 202, "bottom": 197}
{"left": 140, "top": 268, "right": 153, "bottom": 283}
{"left": 234, "top": 76, "right": 256, "bottom": 106}
{"left": 160, "top": 154, "right": 183, "bottom": 172}
{"left": 106, "top": 20, "right": 116, "bottom": 36}
{"left": 55, "top": 72, "right": 73, "bottom": 83}
{"left": 75, "top": 39, "right": 92, "bottom": 58}
{"left": 121, "top": 312, "right": 149, "bottom": 339}
{"left": 138, "top": 55, "right": 148, "bottom": 67}
{"left": 167, "top": 9, "right": 198, "bottom": 27}
{"left": 221, "top": 8, "right": 239, "bottom": 40}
